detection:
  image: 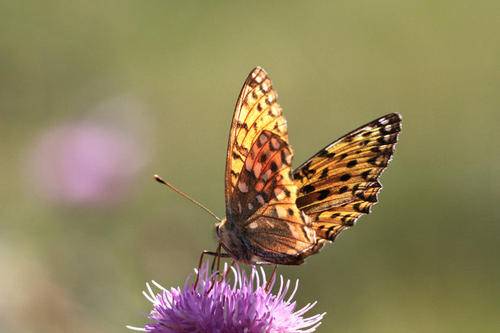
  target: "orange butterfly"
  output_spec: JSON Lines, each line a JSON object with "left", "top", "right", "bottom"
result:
{"left": 156, "top": 67, "right": 401, "bottom": 267}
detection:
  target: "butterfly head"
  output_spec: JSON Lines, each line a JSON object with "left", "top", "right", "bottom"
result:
{"left": 214, "top": 218, "right": 225, "bottom": 239}
{"left": 215, "top": 218, "right": 233, "bottom": 245}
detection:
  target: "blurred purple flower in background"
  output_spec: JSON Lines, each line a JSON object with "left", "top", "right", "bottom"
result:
{"left": 28, "top": 97, "right": 150, "bottom": 207}
{"left": 128, "top": 263, "right": 325, "bottom": 333}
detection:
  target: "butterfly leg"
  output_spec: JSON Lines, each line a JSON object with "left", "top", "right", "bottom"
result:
{"left": 209, "top": 244, "right": 224, "bottom": 288}
{"left": 194, "top": 250, "right": 218, "bottom": 290}
{"left": 206, "top": 259, "right": 235, "bottom": 295}
{"left": 265, "top": 264, "right": 278, "bottom": 293}
{"left": 210, "top": 243, "right": 222, "bottom": 273}
{"left": 194, "top": 247, "right": 231, "bottom": 290}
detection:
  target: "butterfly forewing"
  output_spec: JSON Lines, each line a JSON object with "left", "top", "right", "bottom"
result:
{"left": 225, "top": 67, "right": 289, "bottom": 216}
{"left": 222, "top": 67, "right": 317, "bottom": 264}
{"left": 293, "top": 113, "right": 402, "bottom": 241}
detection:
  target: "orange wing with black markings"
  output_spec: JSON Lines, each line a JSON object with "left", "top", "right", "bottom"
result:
{"left": 224, "top": 67, "right": 288, "bottom": 213}
{"left": 219, "top": 67, "right": 318, "bottom": 265}
{"left": 293, "top": 113, "right": 402, "bottom": 241}
{"left": 229, "top": 130, "right": 318, "bottom": 264}
{"left": 217, "top": 67, "right": 401, "bottom": 265}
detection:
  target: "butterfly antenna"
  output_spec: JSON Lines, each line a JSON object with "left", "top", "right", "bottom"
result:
{"left": 154, "top": 174, "right": 222, "bottom": 222}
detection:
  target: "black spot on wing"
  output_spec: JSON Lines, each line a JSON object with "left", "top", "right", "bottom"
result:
{"left": 338, "top": 185, "right": 348, "bottom": 194}
{"left": 346, "top": 160, "right": 358, "bottom": 168}
{"left": 318, "top": 189, "right": 330, "bottom": 200}
{"left": 340, "top": 174, "right": 352, "bottom": 181}
{"left": 302, "top": 184, "right": 315, "bottom": 194}
{"left": 320, "top": 168, "right": 329, "bottom": 179}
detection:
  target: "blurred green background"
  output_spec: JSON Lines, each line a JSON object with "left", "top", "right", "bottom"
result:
{"left": 1, "top": 1, "right": 499, "bottom": 332}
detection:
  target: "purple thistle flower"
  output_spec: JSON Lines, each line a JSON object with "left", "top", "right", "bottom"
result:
{"left": 128, "top": 263, "right": 325, "bottom": 333}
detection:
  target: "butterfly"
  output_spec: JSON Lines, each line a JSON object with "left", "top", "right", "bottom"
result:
{"left": 155, "top": 66, "right": 401, "bottom": 268}
{"left": 210, "top": 67, "right": 402, "bottom": 266}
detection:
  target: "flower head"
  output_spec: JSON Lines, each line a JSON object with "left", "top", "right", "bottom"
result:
{"left": 129, "top": 263, "right": 325, "bottom": 333}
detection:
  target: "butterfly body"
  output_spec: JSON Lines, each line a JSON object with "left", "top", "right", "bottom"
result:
{"left": 216, "top": 67, "right": 401, "bottom": 265}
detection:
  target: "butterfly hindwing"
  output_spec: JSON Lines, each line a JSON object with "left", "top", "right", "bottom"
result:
{"left": 244, "top": 207, "right": 319, "bottom": 265}
{"left": 293, "top": 113, "right": 402, "bottom": 241}
{"left": 237, "top": 131, "right": 317, "bottom": 264}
